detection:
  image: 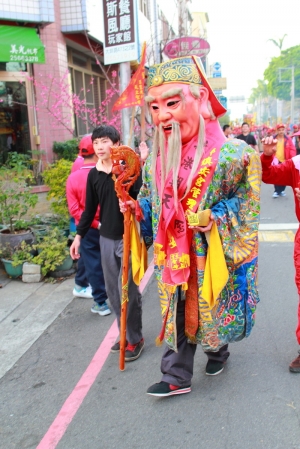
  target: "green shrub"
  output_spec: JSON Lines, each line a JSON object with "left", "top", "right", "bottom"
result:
{"left": 53, "top": 139, "right": 79, "bottom": 161}
{"left": 0, "top": 241, "right": 34, "bottom": 266}
{"left": 32, "top": 227, "right": 70, "bottom": 276}
{"left": 42, "top": 159, "right": 72, "bottom": 220}
{"left": 0, "top": 167, "right": 38, "bottom": 232}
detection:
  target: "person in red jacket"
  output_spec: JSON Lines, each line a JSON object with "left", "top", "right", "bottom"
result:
{"left": 271, "top": 124, "right": 296, "bottom": 198}
{"left": 66, "top": 135, "right": 111, "bottom": 316}
{"left": 261, "top": 136, "right": 300, "bottom": 373}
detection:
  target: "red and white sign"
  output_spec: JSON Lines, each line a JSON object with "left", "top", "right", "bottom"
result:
{"left": 163, "top": 37, "right": 210, "bottom": 59}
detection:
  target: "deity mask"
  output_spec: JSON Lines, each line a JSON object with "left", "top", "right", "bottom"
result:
{"left": 147, "top": 56, "right": 226, "bottom": 115}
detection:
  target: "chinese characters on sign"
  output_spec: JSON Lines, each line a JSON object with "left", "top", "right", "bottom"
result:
{"left": 163, "top": 37, "right": 210, "bottom": 59}
{"left": 103, "top": 0, "right": 138, "bottom": 65}
{"left": 10, "top": 44, "right": 39, "bottom": 63}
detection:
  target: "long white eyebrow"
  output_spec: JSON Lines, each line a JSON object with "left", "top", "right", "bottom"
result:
{"left": 161, "top": 88, "right": 183, "bottom": 99}
{"left": 145, "top": 95, "right": 156, "bottom": 103}
{"left": 145, "top": 88, "right": 184, "bottom": 103}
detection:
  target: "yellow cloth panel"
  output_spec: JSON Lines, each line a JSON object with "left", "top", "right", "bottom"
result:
{"left": 130, "top": 215, "right": 148, "bottom": 285}
{"left": 201, "top": 222, "right": 229, "bottom": 308}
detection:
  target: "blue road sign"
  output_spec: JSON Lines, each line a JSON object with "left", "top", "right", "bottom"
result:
{"left": 213, "top": 62, "right": 221, "bottom": 71}
{"left": 219, "top": 95, "right": 227, "bottom": 109}
{"left": 213, "top": 72, "right": 221, "bottom": 78}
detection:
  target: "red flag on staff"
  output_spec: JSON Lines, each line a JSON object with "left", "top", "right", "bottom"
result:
{"left": 112, "top": 42, "right": 146, "bottom": 111}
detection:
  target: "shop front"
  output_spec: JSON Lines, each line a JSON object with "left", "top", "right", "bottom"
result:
{"left": 0, "top": 25, "right": 45, "bottom": 164}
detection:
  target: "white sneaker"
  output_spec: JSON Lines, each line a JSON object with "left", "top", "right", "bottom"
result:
{"left": 272, "top": 192, "right": 279, "bottom": 198}
{"left": 280, "top": 192, "right": 286, "bottom": 197}
{"left": 73, "top": 285, "right": 93, "bottom": 298}
{"left": 91, "top": 301, "right": 111, "bottom": 316}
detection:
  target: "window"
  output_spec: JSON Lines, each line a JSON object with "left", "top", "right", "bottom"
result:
{"left": 68, "top": 48, "right": 110, "bottom": 137}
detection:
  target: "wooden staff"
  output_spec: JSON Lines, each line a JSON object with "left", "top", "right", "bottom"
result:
{"left": 110, "top": 145, "right": 141, "bottom": 370}
{"left": 128, "top": 106, "right": 136, "bottom": 146}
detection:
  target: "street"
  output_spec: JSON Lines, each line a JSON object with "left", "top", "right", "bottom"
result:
{"left": 0, "top": 181, "right": 300, "bottom": 449}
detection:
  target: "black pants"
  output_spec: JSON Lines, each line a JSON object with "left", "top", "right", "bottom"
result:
{"left": 161, "top": 299, "right": 229, "bottom": 387}
{"left": 274, "top": 184, "right": 286, "bottom": 194}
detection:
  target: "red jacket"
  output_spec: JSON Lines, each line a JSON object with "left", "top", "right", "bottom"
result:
{"left": 274, "top": 134, "right": 296, "bottom": 160}
{"left": 66, "top": 164, "right": 100, "bottom": 229}
{"left": 261, "top": 153, "right": 300, "bottom": 221}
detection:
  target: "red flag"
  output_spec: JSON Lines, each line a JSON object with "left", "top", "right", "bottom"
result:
{"left": 112, "top": 42, "right": 146, "bottom": 111}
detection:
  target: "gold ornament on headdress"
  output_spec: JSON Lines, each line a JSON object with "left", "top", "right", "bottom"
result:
{"left": 147, "top": 57, "right": 203, "bottom": 88}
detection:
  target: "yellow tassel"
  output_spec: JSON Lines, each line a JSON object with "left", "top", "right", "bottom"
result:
{"left": 155, "top": 336, "right": 164, "bottom": 347}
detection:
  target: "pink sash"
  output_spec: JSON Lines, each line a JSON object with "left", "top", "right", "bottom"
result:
{"left": 154, "top": 120, "right": 226, "bottom": 292}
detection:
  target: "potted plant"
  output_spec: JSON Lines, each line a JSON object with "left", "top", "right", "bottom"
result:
{"left": 0, "top": 166, "right": 38, "bottom": 249}
{"left": 0, "top": 241, "right": 34, "bottom": 278}
{"left": 32, "top": 227, "right": 73, "bottom": 277}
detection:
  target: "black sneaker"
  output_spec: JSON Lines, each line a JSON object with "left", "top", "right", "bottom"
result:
{"left": 147, "top": 381, "right": 191, "bottom": 397}
{"left": 124, "top": 338, "right": 145, "bottom": 361}
{"left": 110, "top": 340, "right": 127, "bottom": 354}
{"left": 206, "top": 360, "right": 225, "bottom": 376}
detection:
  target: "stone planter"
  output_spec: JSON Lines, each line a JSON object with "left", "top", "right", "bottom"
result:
{"left": 0, "top": 228, "right": 35, "bottom": 249}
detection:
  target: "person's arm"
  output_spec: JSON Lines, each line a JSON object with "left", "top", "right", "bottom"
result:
{"left": 208, "top": 149, "right": 261, "bottom": 267}
{"left": 66, "top": 176, "right": 84, "bottom": 224}
{"left": 286, "top": 137, "right": 296, "bottom": 159}
{"left": 76, "top": 170, "right": 98, "bottom": 238}
{"left": 261, "top": 153, "right": 294, "bottom": 186}
{"left": 137, "top": 155, "right": 153, "bottom": 248}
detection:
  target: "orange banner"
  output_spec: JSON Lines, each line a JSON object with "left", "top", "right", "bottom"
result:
{"left": 112, "top": 42, "right": 146, "bottom": 111}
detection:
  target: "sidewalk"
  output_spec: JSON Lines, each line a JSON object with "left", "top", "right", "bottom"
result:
{"left": 0, "top": 267, "right": 75, "bottom": 379}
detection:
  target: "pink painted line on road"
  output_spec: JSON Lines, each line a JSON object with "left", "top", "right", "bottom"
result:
{"left": 37, "top": 260, "right": 154, "bottom": 449}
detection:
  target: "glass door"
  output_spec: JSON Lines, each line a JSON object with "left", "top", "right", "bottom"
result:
{"left": 0, "top": 77, "right": 32, "bottom": 164}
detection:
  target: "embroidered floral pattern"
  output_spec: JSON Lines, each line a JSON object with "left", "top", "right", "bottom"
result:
{"left": 138, "top": 140, "right": 261, "bottom": 352}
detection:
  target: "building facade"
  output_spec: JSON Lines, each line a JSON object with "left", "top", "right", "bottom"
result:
{"left": 0, "top": 0, "right": 195, "bottom": 166}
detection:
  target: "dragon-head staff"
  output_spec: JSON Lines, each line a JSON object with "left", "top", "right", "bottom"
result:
{"left": 110, "top": 145, "right": 141, "bottom": 194}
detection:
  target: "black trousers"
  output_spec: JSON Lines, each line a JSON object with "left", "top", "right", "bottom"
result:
{"left": 161, "top": 299, "right": 230, "bottom": 387}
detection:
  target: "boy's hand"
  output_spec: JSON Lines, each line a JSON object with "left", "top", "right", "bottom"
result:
{"left": 119, "top": 199, "right": 136, "bottom": 213}
{"left": 262, "top": 136, "right": 277, "bottom": 156}
{"left": 70, "top": 235, "right": 81, "bottom": 259}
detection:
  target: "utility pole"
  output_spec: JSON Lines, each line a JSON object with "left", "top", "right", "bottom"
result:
{"left": 119, "top": 62, "right": 132, "bottom": 146}
{"left": 291, "top": 66, "right": 295, "bottom": 124}
{"left": 278, "top": 66, "right": 295, "bottom": 124}
{"left": 152, "top": 0, "right": 160, "bottom": 64}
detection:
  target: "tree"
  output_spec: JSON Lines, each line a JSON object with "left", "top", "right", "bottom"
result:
{"left": 267, "top": 34, "right": 287, "bottom": 54}
{"left": 264, "top": 45, "right": 300, "bottom": 101}
{"left": 248, "top": 79, "right": 269, "bottom": 105}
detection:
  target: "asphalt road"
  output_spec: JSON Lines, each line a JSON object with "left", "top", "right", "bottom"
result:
{"left": 0, "top": 182, "right": 300, "bottom": 449}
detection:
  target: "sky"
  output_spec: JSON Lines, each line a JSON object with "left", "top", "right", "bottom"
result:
{"left": 190, "top": 0, "right": 300, "bottom": 119}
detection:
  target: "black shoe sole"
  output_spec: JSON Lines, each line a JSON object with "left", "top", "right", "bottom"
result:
{"left": 147, "top": 387, "right": 191, "bottom": 397}
{"left": 289, "top": 367, "right": 300, "bottom": 373}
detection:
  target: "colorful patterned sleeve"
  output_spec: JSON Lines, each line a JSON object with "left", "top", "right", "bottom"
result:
{"left": 209, "top": 144, "right": 261, "bottom": 268}
{"left": 137, "top": 155, "right": 153, "bottom": 248}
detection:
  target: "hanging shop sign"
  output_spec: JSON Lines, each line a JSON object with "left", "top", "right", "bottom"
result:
{"left": 102, "top": 0, "right": 138, "bottom": 65}
{"left": 163, "top": 37, "right": 210, "bottom": 59}
{"left": 0, "top": 25, "right": 45, "bottom": 64}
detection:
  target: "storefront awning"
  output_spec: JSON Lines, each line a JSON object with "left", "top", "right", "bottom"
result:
{"left": 0, "top": 25, "right": 45, "bottom": 64}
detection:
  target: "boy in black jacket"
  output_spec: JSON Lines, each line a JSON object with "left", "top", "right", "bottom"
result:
{"left": 70, "top": 125, "right": 144, "bottom": 362}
